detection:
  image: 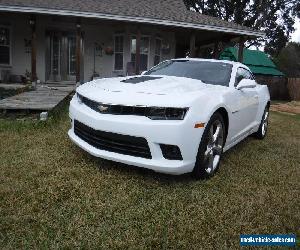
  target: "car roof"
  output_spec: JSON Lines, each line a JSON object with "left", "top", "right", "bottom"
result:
{"left": 171, "top": 58, "right": 248, "bottom": 69}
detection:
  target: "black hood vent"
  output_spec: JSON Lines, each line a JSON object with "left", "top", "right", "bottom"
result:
{"left": 121, "top": 76, "right": 162, "bottom": 84}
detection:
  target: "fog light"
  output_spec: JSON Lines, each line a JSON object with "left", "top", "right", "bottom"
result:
{"left": 160, "top": 144, "right": 183, "bottom": 160}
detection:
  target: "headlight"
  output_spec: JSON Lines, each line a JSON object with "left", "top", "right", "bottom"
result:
{"left": 147, "top": 107, "right": 188, "bottom": 120}
{"left": 77, "top": 93, "right": 83, "bottom": 104}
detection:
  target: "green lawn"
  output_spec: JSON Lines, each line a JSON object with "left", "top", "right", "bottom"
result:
{"left": 0, "top": 107, "right": 299, "bottom": 249}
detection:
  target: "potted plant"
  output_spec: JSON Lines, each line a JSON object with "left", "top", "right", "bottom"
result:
{"left": 24, "top": 70, "right": 31, "bottom": 84}
{"left": 105, "top": 46, "right": 114, "bottom": 55}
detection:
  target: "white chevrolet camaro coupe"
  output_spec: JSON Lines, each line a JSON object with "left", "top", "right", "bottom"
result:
{"left": 68, "top": 58, "right": 270, "bottom": 179}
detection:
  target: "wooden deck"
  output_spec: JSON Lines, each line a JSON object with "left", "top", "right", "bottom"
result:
{"left": 0, "top": 85, "right": 75, "bottom": 111}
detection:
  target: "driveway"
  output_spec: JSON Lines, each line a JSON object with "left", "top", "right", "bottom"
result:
{"left": 270, "top": 101, "right": 300, "bottom": 115}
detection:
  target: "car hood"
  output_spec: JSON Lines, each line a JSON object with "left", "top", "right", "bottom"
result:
{"left": 77, "top": 75, "right": 224, "bottom": 107}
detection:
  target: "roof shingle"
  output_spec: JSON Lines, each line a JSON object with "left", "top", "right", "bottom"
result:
{"left": 0, "top": 0, "right": 263, "bottom": 36}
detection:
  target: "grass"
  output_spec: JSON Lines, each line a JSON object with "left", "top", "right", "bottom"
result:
{"left": 0, "top": 106, "right": 299, "bottom": 249}
{"left": 0, "top": 88, "right": 18, "bottom": 100}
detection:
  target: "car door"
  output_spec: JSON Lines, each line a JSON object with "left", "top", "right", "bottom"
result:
{"left": 228, "top": 67, "right": 259, "bottom": 142}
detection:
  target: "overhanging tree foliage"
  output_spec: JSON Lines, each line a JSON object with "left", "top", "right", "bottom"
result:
{"left": 275, "top": 42, "right": 300, "bottom": 77}
{"left": 183, "top": 0, "right": 300, "bottom": 57}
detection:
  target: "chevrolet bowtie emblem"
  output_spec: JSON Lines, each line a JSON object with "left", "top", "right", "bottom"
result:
{"left": 98, "top": 105, "right": 109, "bottom": 112}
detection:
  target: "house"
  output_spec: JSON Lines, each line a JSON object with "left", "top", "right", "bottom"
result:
{"left": 0, "top": 0, "right": 264, "bottom": 84}
{"left": 220, "top": 47, "right": 288, "bottom": 99}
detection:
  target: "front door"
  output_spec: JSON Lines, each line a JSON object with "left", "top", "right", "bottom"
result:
{"left": 227, "top": 68, "right": 259, "bottom": 143}
{"left": 46, "top": 31, "right": 77, "bottom": 82}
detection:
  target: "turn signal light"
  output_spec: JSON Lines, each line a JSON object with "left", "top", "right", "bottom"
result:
{"left": 194, "top": 123, "right": 205, "bottom": 128}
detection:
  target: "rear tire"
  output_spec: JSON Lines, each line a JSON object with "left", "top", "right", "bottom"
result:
{"left": 192, "top": 112, "right": 225, "bottom": 179}
{"left": 254, "top": 106, "right": 269, "bottom": 140}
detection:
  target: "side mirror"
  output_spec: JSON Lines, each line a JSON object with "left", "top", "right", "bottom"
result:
{"left": 236, "top": 79, "right": 256, "bottom": 90}
{"left": 141, "top": 71, "right": 147, "bottom": 75}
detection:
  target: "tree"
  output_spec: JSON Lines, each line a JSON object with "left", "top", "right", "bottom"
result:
{"left": 275, "top": 42, "right": 300, "bottom": 77}
{"left": 183, "top": 0, "right": 300, "bottom": 57}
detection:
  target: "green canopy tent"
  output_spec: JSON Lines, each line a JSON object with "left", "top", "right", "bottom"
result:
{"left": 219, "top": 47, "right": 284, "bottom": 76}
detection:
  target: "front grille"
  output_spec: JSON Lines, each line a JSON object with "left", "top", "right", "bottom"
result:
{"left": 79, "top": 94, "right": 148, "bottom": 116}
{"left": 74, "top": 120, "right": 152, "bottom": 159}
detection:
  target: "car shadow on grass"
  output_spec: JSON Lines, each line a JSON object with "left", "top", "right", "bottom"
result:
{"left": 75, "top": 148, "right": 194, "bottom": 184}
{"left": 73, "top": 135, "right": 257, "bottom": 185}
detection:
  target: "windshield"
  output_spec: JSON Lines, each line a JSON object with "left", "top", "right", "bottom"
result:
{"left": 145, "top": 60, "right": 233, "bottom": 86}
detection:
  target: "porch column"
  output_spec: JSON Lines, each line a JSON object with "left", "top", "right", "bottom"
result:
{"left": 213, "top": 41, "right": 219, "bottom": 59}
{"left": 76, "top": 20, "right": 81, "bottom": 83}
{"left": 189, "top": 32, "right": 196, "bottom": 57}
{"left": 135, "top": 29, "right": 141, "bottom": 75}
{"left": 238, "top": 36, "right": 245, "bottom": 63}
{"left": 30, "top": 15, "right": 37, "bottom": 82}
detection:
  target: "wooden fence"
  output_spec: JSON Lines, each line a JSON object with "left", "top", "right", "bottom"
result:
{"left": 255, "top": 76, "right": 289, "bottom": 100}
{"left": 287, "top": 78, "right": 300, "bottom": 101}
{"left": 255, "top": 76, "right": 300, "bottom": 101}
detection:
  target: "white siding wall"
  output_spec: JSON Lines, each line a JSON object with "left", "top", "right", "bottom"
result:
{"left": 0, "top": 13, "right": 31, "bottom": 78}
{"left": 0, "top": 12, "right": 176, "bottom": 83}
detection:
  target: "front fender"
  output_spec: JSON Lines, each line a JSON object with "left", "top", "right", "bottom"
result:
{"left": 188, "top": 92, "right": 231, "bottom": 127}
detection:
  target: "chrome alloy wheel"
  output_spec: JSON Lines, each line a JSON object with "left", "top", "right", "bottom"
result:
{"left": 261, "top": 110, "right": 269, "bottom": 136}
{"left": 204, "top": 120, "right": 224, "bottom": 174}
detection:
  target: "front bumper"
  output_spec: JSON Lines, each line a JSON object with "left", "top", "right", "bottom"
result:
{"left": 68, "top": 96, "right": 205, "bottom": 175}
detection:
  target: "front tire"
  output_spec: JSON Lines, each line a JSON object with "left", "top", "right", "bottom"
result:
{"left": 192, "top": 112, "right": 225, "bottom": 179}
{"left": 254, "top": 106, "right": 269, "bottom": 139}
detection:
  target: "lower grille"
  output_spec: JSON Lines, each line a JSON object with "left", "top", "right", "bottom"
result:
{"left": 74, "top": 120, "right": 152, "bottom": 159}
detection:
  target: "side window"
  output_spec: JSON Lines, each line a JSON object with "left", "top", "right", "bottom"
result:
{"left": 235, "top": 68, "right": 245, "bottom": 86}
{"left": 243, "top": 69, "right": 253, "bottom": 80}
{"left": 235, "top": 67, "right": 253, "bottom": 86}
{"left": 247, "top": 70, "right": 255, "bottom": 80}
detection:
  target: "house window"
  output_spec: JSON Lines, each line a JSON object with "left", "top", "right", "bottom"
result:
{"left": 67, "top": 36, "right": 76, "bottom": 76}
{"left": 154, "top": 38, "right": 162, "bottom": 66}
{"left": 114, "top": 35, "right": 124, "bottom": 70}
{"left": 131, "top": 36, "right": 150, "bottom": 71}
{"left": 0, "top": 27, "right": 10, "bottom": 65}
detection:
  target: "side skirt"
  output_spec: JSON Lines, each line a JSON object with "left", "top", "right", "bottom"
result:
{"left": 223, "top": 124, "right": 259, "bottom": 152}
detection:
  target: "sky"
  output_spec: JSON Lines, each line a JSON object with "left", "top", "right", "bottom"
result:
{"left": 291, "top": 18, "right": 300, "bottom": 42}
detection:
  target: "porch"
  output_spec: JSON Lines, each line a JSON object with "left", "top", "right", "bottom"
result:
{"left": 0, "top": 11, "right": 252, "bottom": 86}
{"left": 0, "top": 2, "right": 263, "bottom": 113}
